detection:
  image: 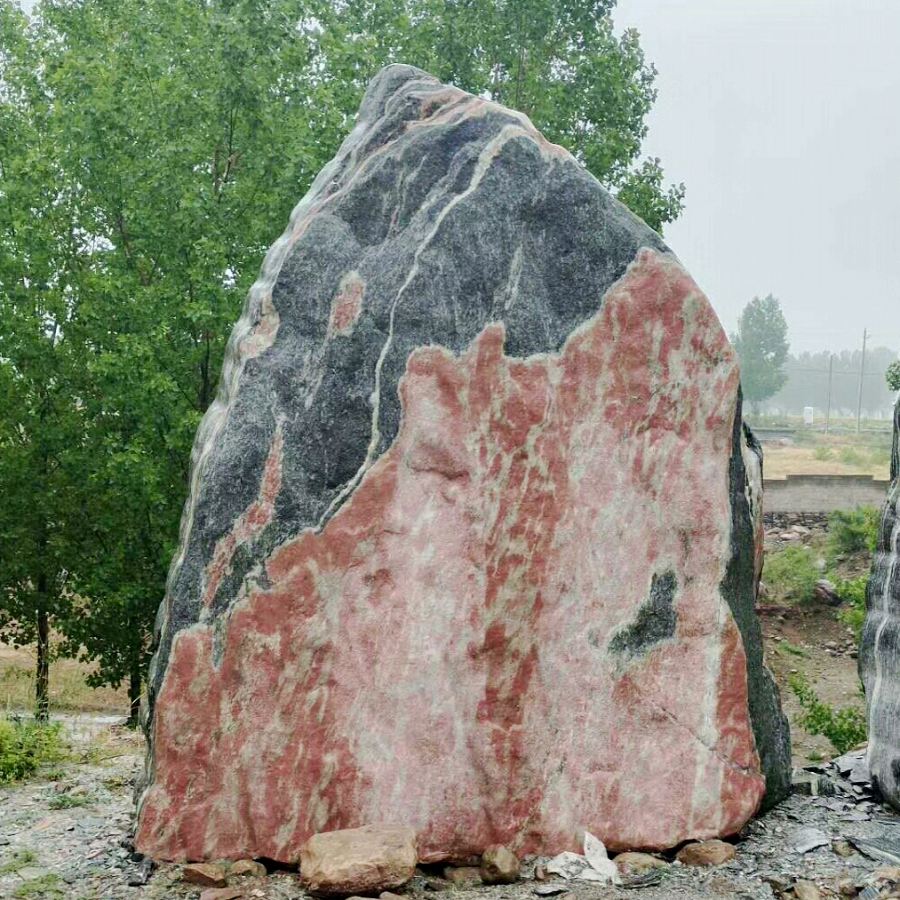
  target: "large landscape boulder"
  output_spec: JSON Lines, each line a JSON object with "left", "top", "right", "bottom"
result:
{"left": 135, "top": 64, "right": 790, "bottom": 863}
{"left": 861, "top": 397, "right": 900, "bottom": 805}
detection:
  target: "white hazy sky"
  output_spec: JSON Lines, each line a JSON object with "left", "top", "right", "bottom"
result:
{"left": 16, "top": 1, "right": 899, "bottom": 354}
{"left": 614, "top": 0, "right": 899, "bottom": 354}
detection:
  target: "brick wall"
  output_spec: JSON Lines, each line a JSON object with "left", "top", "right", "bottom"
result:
{"left": 763, "top": 474, "right": 891, "bottom": 514}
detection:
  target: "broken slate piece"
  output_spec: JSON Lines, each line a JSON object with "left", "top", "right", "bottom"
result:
{"left": 546, "top": 852, "right": 587, "bottom": 880}
{"left": 848, "top": 836, "right": 900, "bottom": 866}
{"left": 582, "top": 832, "right": 620, "bottom": 885}
{"left": 849, "top": 756, "right": 871, "bottom": 785}
{"left": 533, "top": 887, "right": 568, "bottom": 897}
{"left": 792, "top": 828, "right": 830, "bottom": 854}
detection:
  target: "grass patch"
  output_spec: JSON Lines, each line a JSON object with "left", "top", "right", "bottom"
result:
{"left": 789, "top": 673, "right": 866, "bottom": 755}
{"left": 778, "top": 641, "right": 810, "bottom": 658}
{"left": 836, "top": 575, "right": 869, "bottom": 640}
{"left": 0, "top": 646, "right": 127, "bottom": 715}
{"left": 0, "top": 850, "right": 37, "bottom": 876}
{"left": 0, "top": 719, "right": 67, "bottom": 784}
{"left": 828, "top": 506, "right": 880, "bottom": 559}
{"left": 47, "top": 791, "right": 92, "bottom": 810}
{"left": 763, "top": 545, "right": 819, "bottom": 603}
{"left": 13, "top": 874, "right": 64, "bottom": 899}
{"left": 839, "top": 446, "right": 867, "bottom": 467}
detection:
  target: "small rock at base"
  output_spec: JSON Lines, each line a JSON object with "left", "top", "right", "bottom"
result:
{"left": 230, "top": 859, "right": 267, "bottom": 878}
{"left": 443, "top": 866, "right": 483, "bottom": 887}
{"left": 480, "top": 845, "right": 520, "bottom": 884}
{"left": 832, "top": 839, "right": 855, "bottom": 858}
{"left": 184, "top": 862, "right": 229, "bottom": 888}
{"left": 793, "top": 881, "right": 821, "bottom": 900}
{"left": 875, "top": 865, "right": 900, "bottom": 883}
{"left": 380, "top": 893, "right": 405, "bottom": 900}
{"left": 614, "top": 852, "right": 669, "bottom": 876}
{"left": 300, "top": 825, "right": 417, "bottom": 895}
{"left": 675, "top": 840, "right": 736, "bottom": 867}
{"left": 200, "top": 889, "right": 245, "bottom": 900}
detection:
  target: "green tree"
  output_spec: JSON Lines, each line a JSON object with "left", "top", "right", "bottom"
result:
{"left": 18, "top": 0, "right": 345, "bottom": 722}
{"left": 732, "top": 295, "right": 790, "bottom": 415}
{"left": 3, "top": 0, "right": 683, "bottom": 720}
{"left": 887, "top": 359, "right": 900, "bottom": 391}
{"left": 0, "top": 1, "right": 84, "bottom": 719}
{"left": 336, "top": 0, "right": 685, "bottom": 231}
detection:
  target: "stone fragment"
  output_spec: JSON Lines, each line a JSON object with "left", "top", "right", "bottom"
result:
{"left": 848, "top": 835, "right": 900, "bottom": 865}
{"left": 480, "top": 845, "right": 519, "bottom": 884}
{"left": 793, "top": 828, "right": 830, "bottom": 854}
{"left": 135, "top": 63, "right": 790, "bottom": 864}
{"left": 675, "top": 840, "right": 736, "bottom": 867}
{"left": 443, "top": 866, "right": 482, "bottom": 887}
{"left": 546, "top": 852, "right": 586, "bottom": 880}
{"left": 184, "top": 863, "right": 229, "bottom": 888}
{"left": 793, "top": 881, "right": 821, "bottom": 900}
{"left": 581, "top": 832, "right": 619, "bottom": 884}
{"left": 230, "top": 859, "right": 266, "bottom": 878}
{"left": 200, "top": 890, "right": 245, "bottom": 900}
{"left": 533, "top": 887, "right": 568, "bottom": 897}
{"left": 299, "top": 825, "right": 417, "bottom": 896}
{"left": 814, "top": 579, "right": 840, "bottom": 605}
{"left": 613, "top": 852, "right": 668, "bottom": 876}
{"left": 832, "top": 839, "right": 856, "bottom": 858}
{"left": 861, "top": 397, "right": 900, "bottom": 809}
{"left": 874, "top": 865, "right": 900, "bottom": 884}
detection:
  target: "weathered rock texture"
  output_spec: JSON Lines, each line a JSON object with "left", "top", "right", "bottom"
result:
{"left": 861, "top": 397, "right": 900, "bottom": 806}
{"left": 136, "top": 64, "right": 790, "bottom": 863}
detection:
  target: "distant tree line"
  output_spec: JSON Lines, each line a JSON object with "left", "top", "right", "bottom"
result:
{"left": 0, "top": 0, "right": 684, "bottom": 721}
{"left": 731, "top": 296, "right": 896, "bottom": 421}
{"left": 763, "top": 347, "right": 898, "bottom": 419}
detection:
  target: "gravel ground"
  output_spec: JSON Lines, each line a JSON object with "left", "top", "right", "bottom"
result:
{"left": 3, "top": 718, "right": 900, "bottom": 899}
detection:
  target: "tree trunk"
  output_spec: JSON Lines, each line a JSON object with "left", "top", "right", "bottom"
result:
{"left": 127, "top": 667, "right": 142, "bottom": 728}
{"left": 35, "top": 604, "right": 50, "bottom": 722}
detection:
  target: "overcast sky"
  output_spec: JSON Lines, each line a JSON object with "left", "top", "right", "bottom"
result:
{"left": 16, "top": 1, "right": 898, "bottom": 354}
{"left": 614, "top": 0, "right": 898, "bottom": 354}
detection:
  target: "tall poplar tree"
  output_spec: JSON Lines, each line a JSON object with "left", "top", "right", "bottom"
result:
{"left": 1, "top": 0, "right": 683, "bottom": 718}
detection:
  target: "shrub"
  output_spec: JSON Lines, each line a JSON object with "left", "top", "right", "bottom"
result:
{"left": 813, "top": 446, "right": 834, "bottom": 461}
{"left": 789, "top": 673, "right": 867, "bottom": 754}
{"left": 836, "top": 575, "right": 869, "bottom": 640}
{"left": 828, "top": 506, "right": 880, "bottom": 558}
{"left": 839, "top": 446, "right": 867, "bottom": 467}
{"left": 763, "top": 546, "right": 819, "bottom": 603}
{"left": 0, "top": 719, "right": 67, "bottom": 784}
{"left": 887, "top": 359, "right": 900, "bottom": 392}
{"left": 0, "top": 850, "right": 37, "bottom": 876}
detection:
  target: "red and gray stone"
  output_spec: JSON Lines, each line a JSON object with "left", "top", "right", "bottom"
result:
{"left": 135, "top": 64, "right": 790, "bottom": 863}
{"left": 861, "top": 397, "right": 900, "bottom": 806}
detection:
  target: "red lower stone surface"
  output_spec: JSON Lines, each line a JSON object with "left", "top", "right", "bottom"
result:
{"left": 136, "top": 249, "right": 765, "bottom": 862}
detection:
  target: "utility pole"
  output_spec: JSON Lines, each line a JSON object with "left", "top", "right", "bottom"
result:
{"left": 856, "top": 328, "right": 868, "bottom": 434}
{"left": 825, "top": 353, "right": 834, "bottom": 434}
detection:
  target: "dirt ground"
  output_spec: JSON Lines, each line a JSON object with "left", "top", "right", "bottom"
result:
{"left": 760, "top": 431, "right": 891, "bottom": 481}
{"left": 762, "top": 603, "right": 863, "bottom": 767}
{"left": 0, "top": 643, "right": 128, "bottom": 716}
